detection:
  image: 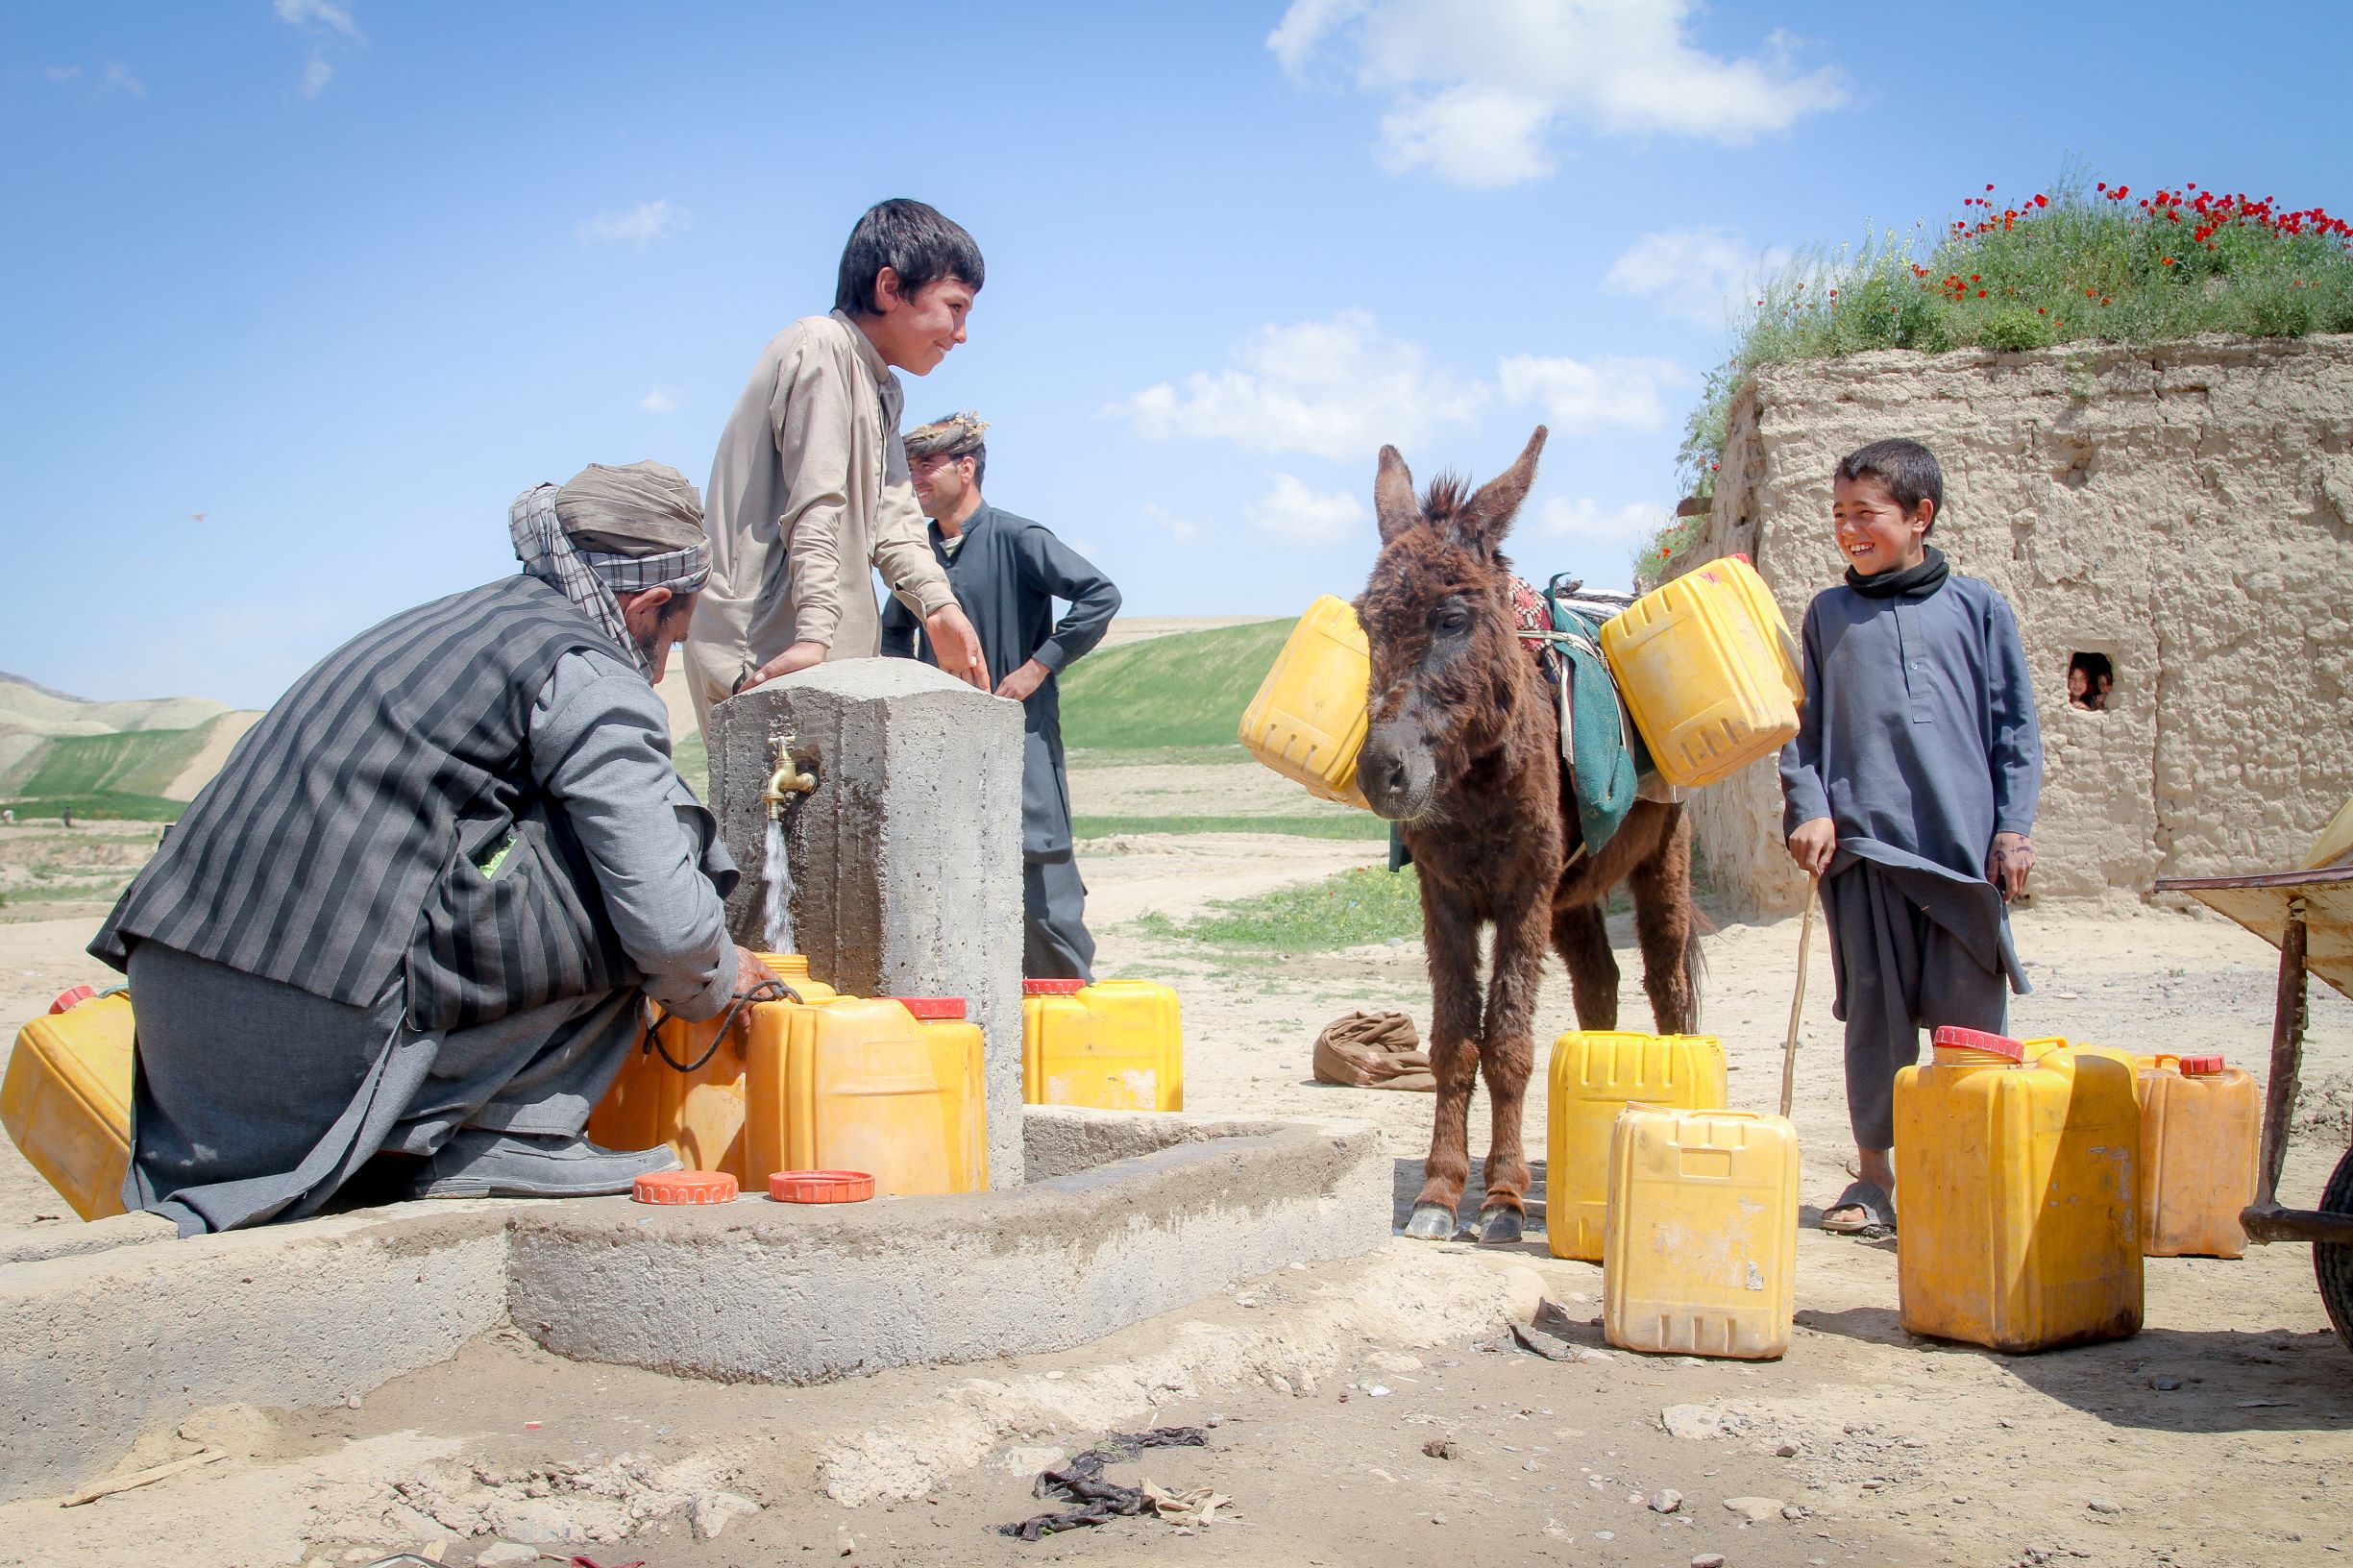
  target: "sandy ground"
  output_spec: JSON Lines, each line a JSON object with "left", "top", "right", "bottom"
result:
{"left": 4, "top": 822, "right": 2350, "bottom": 1566}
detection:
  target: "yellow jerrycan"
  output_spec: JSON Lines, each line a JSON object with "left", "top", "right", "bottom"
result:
{"left": 2137, "top": 1053, "right": 2259, "bottom": 1259}
{"left": 1021, "top": 978, "right": 1185, "bottom": 1111}
{"left": 586, "top": 954, "right": 838, "bottom": 1179}
{"left": 1545, "top": 1030, "right": 1728, "bottom": 1262}
{"left": 1600, "top": 554, "right": 1802, "bottom": 789}
{"left": 1238, "top": 596, "right": 1372, "bottom": 809}
{"left": 743, "top": 995, "right": 987, "bottom": 1196}
{"left": 3, "top": 989, "right": 135, "bottom": 1221}
{"left": 1895, "top": 1026, "right": 2143, "bottom": 1352}
{"left": 886, "top": 996, "right": 991, "bottom": 1190}
{"left": 1604, "top": 1106, "right": 1799, "bottom": 1360}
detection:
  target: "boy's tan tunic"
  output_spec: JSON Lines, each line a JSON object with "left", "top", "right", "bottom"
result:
{"left": 684, "top": 310, "right": 957, "bottom": 723}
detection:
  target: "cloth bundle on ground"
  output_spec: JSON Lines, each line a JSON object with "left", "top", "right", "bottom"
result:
{"left": 1312, "top": 1009, "right": 1434, "bottom": 1091}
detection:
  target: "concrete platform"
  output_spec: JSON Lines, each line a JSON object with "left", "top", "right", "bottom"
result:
{"left": 0, "top": 1107, "right": 1388, "bottom": 1506}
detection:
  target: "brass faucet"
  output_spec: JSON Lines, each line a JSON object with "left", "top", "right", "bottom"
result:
{"left": 762, "top": 734, "right": 819, "bottom": 821}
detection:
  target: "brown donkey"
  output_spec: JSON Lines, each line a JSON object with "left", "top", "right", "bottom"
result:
{"left": 1355, "top": 426, "right": 1701, "bottom": 1245}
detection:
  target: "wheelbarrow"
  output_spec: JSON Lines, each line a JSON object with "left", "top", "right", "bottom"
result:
{"left": 2151, "top": 862, "right": 2353, "bottom": 1351}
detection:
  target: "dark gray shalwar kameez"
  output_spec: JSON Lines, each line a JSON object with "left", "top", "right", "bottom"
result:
{"left": 116, "top": 649, "right": 735, "bottom": 1234}
{"left": 1777, "top": 573, "right": 2043, "bottom": 1151}
{"left": 880, "top": 502, "right": 1120, "bottom": 979}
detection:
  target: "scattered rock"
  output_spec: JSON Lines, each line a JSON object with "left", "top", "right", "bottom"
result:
{"left": 1662, "top": 1405, "right": 1723, "bottom": 1440}
{"left": 1693, "top": 1556, "right": 1728, "bottom": 1568}
{"left": 1781, "top": 1504, "right": 1812, "bottom": 1522}
{"left": 1365, "top": 1384, "right": 1392, "bottom": 1397}
{"left": 1650, "top": 1488, "right": 1684, "bottom": 1513}
{"left": 1511, "top": 1322, "right": 1581, "bottom": 1361}
{"left": 473, "top": 1546, "right": 538, "bottom": 1568}
{"left": 1774, "top": 1441, "right": 1801, "bottom": 1458}
{"left": 691, "top": 1490, "right": 761, "bottom": 1541}
{"left": 2152, "top": 1376, "right": 2183, "bottom": 1391}
{"left": 992, "top": 1445, "right": 1069, "bottom": 1476}
{"left": 1422, "top": 1438, "right": 1458, "bottom": 1460}
{"left": 1575, "top": 1347, "right": 1614, "bottom": 1365}
{"left": 345, "top": 1394, "right": 362, "bottom": 1410}
{"left": 2088, "top": 1498, "right": 2123, "bottom": 1515}
{"left": 1364, "top": 1351, "right": 1424, "bottom": 1375}
{"left": 1724, "top": 1496, "right": 1784, "bottom": 1523}
{"left": 175, "top": 1403, "right": 282, "bottom": 1460}
{"left": 1205, "top": 1414, "right": 1225, "bottom": 1429}
{"left": 1523, "top": 1458, "right": 1541, "bottom": 1473}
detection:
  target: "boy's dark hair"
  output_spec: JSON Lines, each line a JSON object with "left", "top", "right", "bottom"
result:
{"left": 1834, "top": 438, "right": 1945, "bottom": 531}
{"left": 835, "top": 199, "right": 984, "bottom": 316}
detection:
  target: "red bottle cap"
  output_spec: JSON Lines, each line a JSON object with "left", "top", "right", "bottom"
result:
{"left": 632, "top": 1170, "right": 738, "bottom": 1205}
{"left": 892, "top": 996, "right": 968, "bottom": 1020}
{"left": 1730, "top": 551, "right": 1752, "bottom": 565}
{"left": 1932, "top": 1025, "right": 2024, "bottom": 1062}
{"left": 1023, "top": 978, "right": 1087, "bottom": 995}
{"left": 48, "top": 985, "right": 98, "bottom": 1014}
{"left": 769, "top": 1169, "right": 876, "bottom": 1204}
{"left": 2177, "top": 1053, "right": 2225, "bottom": 1076}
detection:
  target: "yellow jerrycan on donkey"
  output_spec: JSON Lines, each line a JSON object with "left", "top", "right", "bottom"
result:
{"left": 1238, "top": 557, "right": 1804, "bottom": 801}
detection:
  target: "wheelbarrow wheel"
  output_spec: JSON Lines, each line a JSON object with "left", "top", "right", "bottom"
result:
{"left": 2318, "top": 1142, "right": 2353, "bottom": 1355}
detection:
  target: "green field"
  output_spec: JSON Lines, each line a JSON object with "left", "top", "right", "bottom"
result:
{"left": 12, "top": 726, "right": 209, "bottom": 798}
{"left": 1134, "top": 866, "right": 1423, "bottom": 953}
{"left": 1073, "top": 813, "right": 1387, "bottom": 842}
{"left": 1059, "top": 618, "right": 1296, "bottom": 756}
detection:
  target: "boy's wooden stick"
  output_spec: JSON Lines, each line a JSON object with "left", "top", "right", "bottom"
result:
{"left": 1778, "top": 874, "right": 1820, "bottom": 1119}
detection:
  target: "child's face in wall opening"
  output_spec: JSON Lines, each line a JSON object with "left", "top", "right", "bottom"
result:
{"left": 1831, "top": 473, "right": 1932, "bottom": 576}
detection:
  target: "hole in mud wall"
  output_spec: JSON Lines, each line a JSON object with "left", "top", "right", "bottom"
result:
{"left": 2066, "top": 651, "right": 2115, "bottom": 713}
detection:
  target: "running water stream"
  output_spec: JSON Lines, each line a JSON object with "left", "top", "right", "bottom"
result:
{"left": 762, "top": 817, "right": 797, "bottom": 953}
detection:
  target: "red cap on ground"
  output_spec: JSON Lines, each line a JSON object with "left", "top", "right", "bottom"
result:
{"left": 892, "top": 996, "right": 968, "bottom": 1020}
{"left": 48, "top": 986, "right": 98, "bottom": 1015}
{"left": 769, "top": 1169, "right": 875, "bottom": 1204}
{"left": 1932, "top": 1025, "right": 2024, "bottom": 1062}
{"left": 632, "top": 1170, "right": 739, "bottom": 1205}
{"left": 1023, "top": 978, "right": 1087, "bottom": 995}
{"left": 2177, "top": 1053, "right": 2226, "bottom": 1075}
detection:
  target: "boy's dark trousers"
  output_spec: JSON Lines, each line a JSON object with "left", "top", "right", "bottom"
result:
{"left": 1826, "top": 860, "right": 2009, "bottom": 1149}
{"left": 1023, "top": 852, "right": 1096, "bottom": 981}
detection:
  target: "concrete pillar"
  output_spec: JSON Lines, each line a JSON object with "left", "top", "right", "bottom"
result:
{"left": 707, "top": 659, "right": 1026, "bottom": 1188}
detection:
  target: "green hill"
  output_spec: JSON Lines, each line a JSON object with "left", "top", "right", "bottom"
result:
{"left": 1059, "top": 618, "right": 1296, "bottom": 757}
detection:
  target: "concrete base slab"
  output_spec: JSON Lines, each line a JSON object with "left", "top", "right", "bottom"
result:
{"left": 0, "top": 1107, "right": 1388, "bottom": 1507}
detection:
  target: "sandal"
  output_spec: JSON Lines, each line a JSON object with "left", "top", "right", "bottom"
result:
{"left": 1821, "top": 1178, "right": 1895, "bottom": 1236}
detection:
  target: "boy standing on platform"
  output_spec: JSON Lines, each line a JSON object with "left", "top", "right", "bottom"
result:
{"left": 1778, "top": 438, "right": 2044, "bottom": 1235}
{"left": 685, "top": 199, "right": 991, "bottom": 723}
{"left": 882, "top": 412, "right": 1120, "bottom": 979}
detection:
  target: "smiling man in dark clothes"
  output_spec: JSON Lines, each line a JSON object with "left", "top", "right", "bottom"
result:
{"left": 881, "top": 413, "right": 1120, "bottom": 979}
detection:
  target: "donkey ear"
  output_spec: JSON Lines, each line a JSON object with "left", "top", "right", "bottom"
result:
{"left": 1459, "top": 426, "right": 1548, "bottom": 553}
{"left": 1374, "top": 445, "right": 1421, "bottom": 546}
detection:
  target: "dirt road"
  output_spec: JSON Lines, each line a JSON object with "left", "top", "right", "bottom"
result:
{"left": 3, "top": 824, "right": 2348, "bottom": 1566}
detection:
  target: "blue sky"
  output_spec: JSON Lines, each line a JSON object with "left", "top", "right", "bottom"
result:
{"left": 5, "top": 0, "right": 2348, "bottom": 707}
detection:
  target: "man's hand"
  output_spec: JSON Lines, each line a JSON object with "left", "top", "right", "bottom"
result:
{"left": 1787, "top": 816, "right": 1836, "bottom": 877}
{"left": 730, "top": 946, "right": 780, "bottom": 1035}
{"left": 924, "top": 603, "right": 989, "bottom": 689}
{"left": 1987, "top": 831, "right": 2035, "bottom": 902}
{"left": 995, "top": 657, "right": 1050, "bottom": 702}
{"left": 739, "top": 641, "right": 826, "bottom": 693}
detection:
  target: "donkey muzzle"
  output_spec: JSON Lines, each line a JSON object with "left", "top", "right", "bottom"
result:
{"left": 1359, "top": 718, "right": 1436, "bottom": 821}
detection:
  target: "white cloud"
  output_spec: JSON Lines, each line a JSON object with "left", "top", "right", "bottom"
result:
{"left": 275, "top": 0, "right": 365, "bottom": 41}
{"left": 1141, "top": 502, "right": 1206, "bottom": 545}
{"left": 102, "top": 63, "right": 143, "bottom": 95}
{"left": 1270, "top": 0, "right": 1849, "bottom": 186}
{"left": 43, "top": 65, "right": 82, "bottom": 84}
{"left": 1497, "top": 353, "right": 1689, "bottom": 431}
{"left": 579, "top": 200, "right": 693, "bottom": 248}
{"left": 1603, "top": 226, "right": 1792, "bottom": 328}
{"left": 638, "top": 386, "right": 678, "bottom": 414}
{"left": 1247, "top": 473, "right": 1367, "bottom": 547}
{"left": 301, "top": 56, "right": 334, "bottom": 97}
{"left": 1106, "top": 310, "right": 1485, "bottom": 462}
{"left": 1535, "top": 495, "right": 1661, "bottom": 546}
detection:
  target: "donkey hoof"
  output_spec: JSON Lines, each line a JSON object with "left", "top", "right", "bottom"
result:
{"left": 1477, "top": 1207, "right": 1526, "bottom": 1246}
{"left": 1404, "top": 1203, "right": 1459, "bottom": 1240}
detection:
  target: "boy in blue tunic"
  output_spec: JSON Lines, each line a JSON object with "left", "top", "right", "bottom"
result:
{"left": 1778, "top": 439, "right": 2043, "bottom": 1234}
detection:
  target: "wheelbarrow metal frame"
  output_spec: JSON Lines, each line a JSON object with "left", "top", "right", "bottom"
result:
{"left": 2153, "top": 864, "right": 2353, "bottom": 1247}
